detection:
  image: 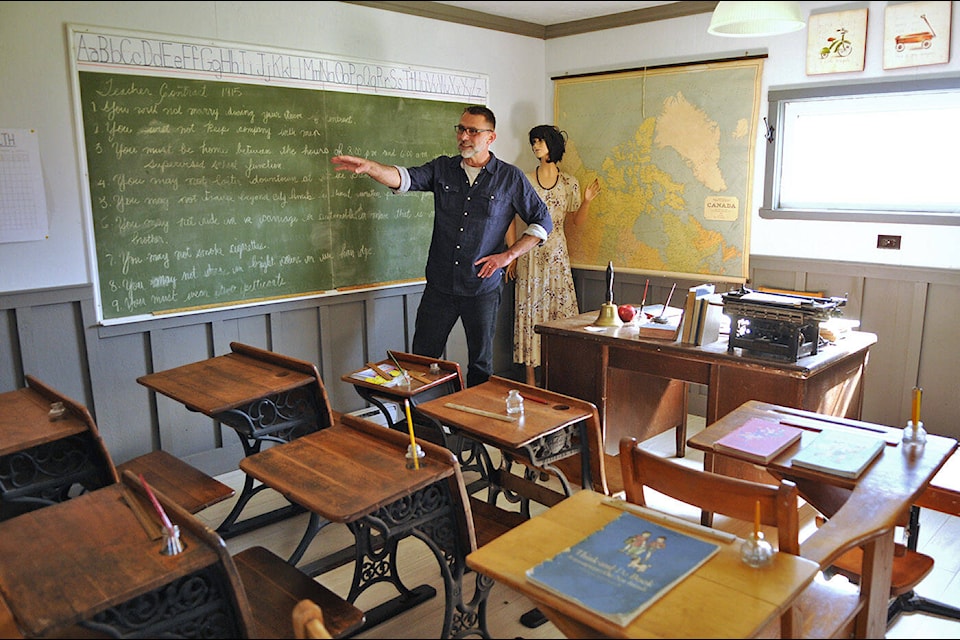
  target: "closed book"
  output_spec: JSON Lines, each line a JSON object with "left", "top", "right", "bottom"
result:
{"left": 636, "top": 304, "right": 684, "bottom": 340}
{"left": 680, "top": 285, "right": 715, "bottom": 344}
{"left": 790, "top": 429, "right": 886, "bottom": 479}
{"left": 526, "top": 511, "right": 720, "bottom": 627}
{"left": 695, "top": 295, "right": 725, "bottom": 346}
{"left": 714, "top": 418, "right": 803, "bottom": 463}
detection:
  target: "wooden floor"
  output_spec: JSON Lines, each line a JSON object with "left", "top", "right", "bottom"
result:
{"left": 197, "top": 416, "right": 960, "bottom": 638}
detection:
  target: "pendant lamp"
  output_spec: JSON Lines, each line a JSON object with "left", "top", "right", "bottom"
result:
{"left": 707, "top": 1, "right": 805, "bottom": 37}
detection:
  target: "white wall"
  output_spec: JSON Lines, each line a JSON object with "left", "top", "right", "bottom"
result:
{"left": 0, "top": 1, "right": 547, "bottom": 292}
{"left": 3, "top": 1, "right": 958, "bottom": 298}
{"left": 545, "top": 1, "right": 960, "bottom": 270}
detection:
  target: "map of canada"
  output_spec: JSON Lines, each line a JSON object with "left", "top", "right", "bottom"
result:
{"left": 556, "top": 59, "right": 763, "bottom": 280}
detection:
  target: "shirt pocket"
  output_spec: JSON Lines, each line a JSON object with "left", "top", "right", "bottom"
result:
{"left": 437, "top": 178, "right": 464, "bottom": 210}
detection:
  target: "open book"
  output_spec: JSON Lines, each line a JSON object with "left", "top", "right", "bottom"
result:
{"left": 526, "top": 511, "right": 720, "bottom": 626}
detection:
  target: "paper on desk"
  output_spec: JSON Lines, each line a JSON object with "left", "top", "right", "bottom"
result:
{"left": 350, "top": 367, "right": 405, "bottom": 386}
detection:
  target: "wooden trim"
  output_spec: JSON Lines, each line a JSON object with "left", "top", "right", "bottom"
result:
{"left": 341, "top": 1, "right": 718, "bottom": 40}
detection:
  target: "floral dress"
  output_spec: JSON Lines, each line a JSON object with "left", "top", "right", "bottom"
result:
{"left": 513, "top": 171, "right": 581, "bottom": 368}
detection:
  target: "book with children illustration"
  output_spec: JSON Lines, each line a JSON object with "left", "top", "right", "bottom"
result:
{"left": 525, "top": 511, "right": 720, "bottom": 626}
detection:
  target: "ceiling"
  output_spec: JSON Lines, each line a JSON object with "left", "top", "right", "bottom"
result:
{"left": 432, "top": 1, "right": 677, "bottom": 27}
{"left": 343, "top": 2, "right": 716, "bottom": 39}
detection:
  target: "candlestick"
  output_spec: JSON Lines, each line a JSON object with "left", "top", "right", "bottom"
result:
{"left": 911, "top": 387, "right": 922, "bottom": 426}
{"left": 405, "top": 399, "right": 419, "bottom": 469}
{"left": 139, "top": 473, "right": 173, "bottom": 531}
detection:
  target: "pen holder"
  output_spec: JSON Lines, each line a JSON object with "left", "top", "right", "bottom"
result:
{"left": 406, "top": 443, "right": 425, "bottom": 469}
{"left": 902, "top": 420, "right": 927, "bottom": 446}
{"left": 161, "top": 525, "right": 185, "bottom": 556}
{"left": 740, "top": 532, "right": 773, "bottom": 568}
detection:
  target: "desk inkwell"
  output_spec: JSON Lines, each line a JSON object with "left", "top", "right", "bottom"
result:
{"left": 740, "top": 500, "right": 773, "bottom": 568}
{"left": 594, "top": 261, "right": 623, "bottom": 327}
{"left": 902, "top": 386, "right": 927, "bottom": 451}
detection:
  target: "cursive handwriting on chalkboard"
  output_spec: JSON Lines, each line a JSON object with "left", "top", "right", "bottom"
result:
{"left": 79, "top": 71, "right": 468, "bottom": 319}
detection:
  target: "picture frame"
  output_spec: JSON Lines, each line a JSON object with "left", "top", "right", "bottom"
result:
{"left": 883, "top": 1, "right": 952, "bottom": 70}
{"left": 806, "top": 8, "right": 869, "bottom": 75}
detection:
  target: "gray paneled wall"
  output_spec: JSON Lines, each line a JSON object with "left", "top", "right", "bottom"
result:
{"left": 2, "top": 257, "right": 958, "bottom": 475}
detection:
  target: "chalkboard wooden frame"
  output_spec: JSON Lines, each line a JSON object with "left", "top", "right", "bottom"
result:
{"left": 68, "top": 25, "right": 488, "bottom": 323}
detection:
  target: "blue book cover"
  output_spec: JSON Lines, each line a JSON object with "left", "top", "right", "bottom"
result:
{"left": 525, "top": 511, "right": 720, "bottom": 626}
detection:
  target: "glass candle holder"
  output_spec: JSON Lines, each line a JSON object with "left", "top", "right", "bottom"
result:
{"left": 740, "top": 531, "right": 774, "bottom": 568}
{"left": 161, "top": 525, "right": 185, "bottom": 556}
{"left": 405, "top": 443, "right": 425, "bottom": 469}
{"left": 902, "top": 420, "right": 927, "bottom": 446}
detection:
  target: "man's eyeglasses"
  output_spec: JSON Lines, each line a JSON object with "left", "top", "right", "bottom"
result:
{"left": 454, "top": 125, "right": 493, "bottom": 136}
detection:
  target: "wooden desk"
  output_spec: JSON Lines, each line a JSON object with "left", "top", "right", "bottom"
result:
{"left": 687, "top": 400, "right": 958, "bottom": 638}
{"left": 0, "top": 477, "right": 252, "bottom": 637}
{"left": 466, "top": 490, "right": 821, "bottom": 638}
{"left": 341, "top": 351, "right": 463, "bottom": 437}
{"left": 137, "top": 341, "right": 334, "bottom": 538}
{"left": 0, "top": 375, "right": 118, "bottom": 520}
{"left": 537, "top": 312, "right": 876, "bottom": 465}
{"left": 415, "top": 376, "right": 607, "bottom": 508}
{"left": 239, "top": 414, "right": 489, "bottom": 639}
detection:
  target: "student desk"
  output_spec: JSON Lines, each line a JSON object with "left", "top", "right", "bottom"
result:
{"left": 466, "top": 489, "right": 821, "bottom": 639}
{"left": 537, "top": 312, "right": 876, "bottom": 474}
{"left": 0, "top": 375, "right": 119, "bottom": 520}
{"left": 340, "top": 350, "right": 463, "bottom": 434}
{"left": 137, "top": 341, "right": 335, "bottom": 538}
{"left": 415, "top": 375, "right": 607, "bottom": 511}
{"left": 238, "top": 414, "right": 489, "bottom": 639}
{"left": 0, "top": 477, "right": 247, "bottom": 637}
{"left": 687, "top": 400, "right": 958, "bottom": 639}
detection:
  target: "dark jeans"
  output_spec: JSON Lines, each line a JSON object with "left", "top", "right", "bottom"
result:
{"left": 412, "top": 284, "right": 502, "bottom": 387}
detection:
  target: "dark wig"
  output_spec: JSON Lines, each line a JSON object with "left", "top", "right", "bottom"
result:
{"left": 528, "top": 124, "right": 566, "bottom": 163}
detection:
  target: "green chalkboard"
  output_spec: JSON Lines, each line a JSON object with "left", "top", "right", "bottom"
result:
{"left": 78, "top": 71, "right": 468, "bottom": 320}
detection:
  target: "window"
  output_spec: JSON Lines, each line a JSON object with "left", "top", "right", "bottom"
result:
{"left": 761, "top": 77, "right": 960, "bottom": 226}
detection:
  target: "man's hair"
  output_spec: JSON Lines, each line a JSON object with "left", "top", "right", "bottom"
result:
{"left": 463, "top": 105, "right": 496, "bottom": 130}
{"left": 528, "top": 124, "right": 566, "bottom": 163}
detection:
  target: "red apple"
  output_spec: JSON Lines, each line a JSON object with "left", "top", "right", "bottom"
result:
{"left": 617, "top": 304, "right": 636, "bottom": 322}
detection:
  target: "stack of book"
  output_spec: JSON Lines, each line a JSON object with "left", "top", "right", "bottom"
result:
{"left": 680, "top": 285, "right": 724, "bottom": 346}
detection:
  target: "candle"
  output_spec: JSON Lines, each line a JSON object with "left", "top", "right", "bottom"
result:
{"left": 753, "top": 499, "right": 761, "bottom": 539}
{"left": 912, "top": 386, "right": 922, "bottom": 426}
{"left": 139, "top": 473, "right": 174, "bottom": 531}
{"left": 405, "top": 399, "right": 419, "bottom": 469}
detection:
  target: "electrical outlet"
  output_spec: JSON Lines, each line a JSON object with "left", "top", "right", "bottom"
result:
{"left": 877, "top": 234, "right": 901, "bottom": 250}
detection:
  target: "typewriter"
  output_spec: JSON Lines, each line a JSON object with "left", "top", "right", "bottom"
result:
{"left": 722, "top": 288, "right": 847, "bottom": 361}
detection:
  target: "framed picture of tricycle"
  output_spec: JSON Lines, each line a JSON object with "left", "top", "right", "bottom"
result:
{"left": 806, "top": 8, "right": 869, "bottom": 75}
{"left": 883, "top": 1, "right": 951, "bottom": 70}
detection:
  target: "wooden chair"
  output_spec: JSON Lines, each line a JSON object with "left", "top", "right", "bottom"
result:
{"left": 293, "top": 599, "right": 333, "bottom": 639}
{"left": 620, "top": 437, "right": 863, "bottom": 638}
{"left": 818, "top": 504, "right": 960, "bottom": 627}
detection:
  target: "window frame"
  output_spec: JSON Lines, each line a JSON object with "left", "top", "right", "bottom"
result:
{"left": 760, "top": 76, "right": 960, "bottom": 226}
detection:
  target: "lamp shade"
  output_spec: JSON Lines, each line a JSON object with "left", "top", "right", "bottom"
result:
{"left": 708, "top": 1, "right": 805, "bottom": 37}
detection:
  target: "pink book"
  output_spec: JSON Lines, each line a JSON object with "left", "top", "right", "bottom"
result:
{"left": 714, "top": 418, "right": 803, "bottom": 464}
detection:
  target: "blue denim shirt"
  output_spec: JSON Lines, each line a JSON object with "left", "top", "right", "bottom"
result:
{"left": 396, "top": 153, "right": 552, "bottom": 296}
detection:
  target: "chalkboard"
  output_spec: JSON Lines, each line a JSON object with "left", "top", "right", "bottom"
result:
{"left": 77, "top": 70, "right": 469, "bottom": 320}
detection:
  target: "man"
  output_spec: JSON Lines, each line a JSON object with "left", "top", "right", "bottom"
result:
{"left": 332, "top": 106, "right": 552, "bottom": 386}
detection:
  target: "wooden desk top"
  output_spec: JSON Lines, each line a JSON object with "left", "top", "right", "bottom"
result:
{"left": 0, "top": 385, "right": 87, "bottom": 456}
{"left": 137, "top": 342, "right": 320, "bottom": 416}
{"left": 466, "top": 490, "right": 819, "bottom": 639}
{"left": 536, "top": 312, "right": 878, "bottom": 376}
{"left": 239, "top": 415, "right": 458, "bottom": 523}
{"left": 0, "top": 483, "right": 219, "bottom": 637}
{"left": 687, "top": 400, "right": 957, "bottom": 567}
{"left": 341, "top": 351, "right": 462, "bottom": 399}
{"left": 415, "top": 376, "right": 596, "bottom": 452}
